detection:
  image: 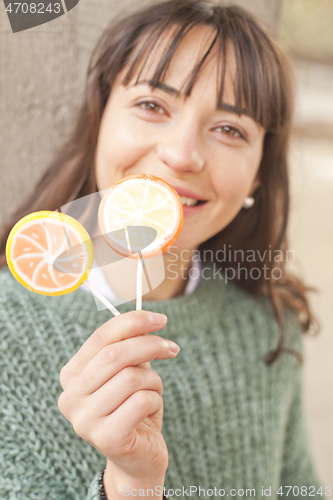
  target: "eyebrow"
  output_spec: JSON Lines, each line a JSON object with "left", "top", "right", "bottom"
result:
{"left": 130, "top": 80, "right": 180, "bottom": 97}
{"left": 130, "top": 80, "right": 252, "bottom": 118}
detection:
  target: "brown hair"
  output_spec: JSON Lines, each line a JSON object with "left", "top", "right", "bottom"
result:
{"left": 0, "top": 0, "right": 319, "bottom": 364}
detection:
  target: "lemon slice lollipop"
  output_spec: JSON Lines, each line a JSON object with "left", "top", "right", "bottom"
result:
{"left": 6, "top": 211, "right": 94, "bottom": 296}
{"left": 98, "top": 174, "right": 184, "bottom": 259}
{"left": 98, "top": 174, "right": 184, "bottom": 310}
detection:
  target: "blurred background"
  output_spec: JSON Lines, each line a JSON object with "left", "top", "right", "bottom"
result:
{"left": 279, "top": 0, "right": 333, "bottom": 490}
{"left": 0, "top": 0, "right": 332, "bottom": 489}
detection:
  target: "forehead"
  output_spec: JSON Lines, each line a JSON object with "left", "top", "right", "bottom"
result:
{"left": 122, "top": 24, "right": 240, "bottom": 107}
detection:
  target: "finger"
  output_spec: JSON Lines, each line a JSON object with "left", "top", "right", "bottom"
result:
{"left": 97, "top": 390, "right": 164, "bottom": 454}
{"left": 137, "top": 361, "right": 151, "bottom": 370}
{"left": 60, "top": 311, "right": 167, "bottom": 388}
{"left": 70, "top": 334, "right": 179, "bottom": 395}
{"left": 88, "top": 367, "right": 163, "bottom": 417}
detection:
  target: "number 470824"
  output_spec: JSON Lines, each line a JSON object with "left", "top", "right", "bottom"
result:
{"left": 276, "top": 485, "right": 331, "bottom": 496}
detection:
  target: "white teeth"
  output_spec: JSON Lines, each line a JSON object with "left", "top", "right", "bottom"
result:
{"left": 179, "top": 196, "right": 198, "bottom": 207}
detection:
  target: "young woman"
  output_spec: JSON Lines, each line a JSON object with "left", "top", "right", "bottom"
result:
{"left": 0, "top": 1, "right": 325, "bottom": 499}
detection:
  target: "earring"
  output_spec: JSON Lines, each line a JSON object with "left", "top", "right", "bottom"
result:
{"left": 243, "top": 196, "right": 255, "bottom": 209}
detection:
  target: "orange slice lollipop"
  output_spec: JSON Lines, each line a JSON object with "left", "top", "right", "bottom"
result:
{"left": 6, "top": 211, "right": 94, "bottom": 296}
{"left": 98, "top": 174, "right": 184, "bottom": 259}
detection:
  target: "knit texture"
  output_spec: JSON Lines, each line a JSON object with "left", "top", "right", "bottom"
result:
{"left": 0, "top": 264, "right": 323, "bottom": 499}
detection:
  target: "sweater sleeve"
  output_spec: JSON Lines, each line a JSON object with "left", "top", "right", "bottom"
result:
{"left": 279, "top": 335, "right": 325, "bottom": 498}
{"left": 0, "top": 270, "right": 106, "bottom": 500}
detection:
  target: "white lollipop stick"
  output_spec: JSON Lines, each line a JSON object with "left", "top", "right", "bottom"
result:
{"left": 83, "top": 280, "right": 121, "bottom": 316}
{"left": 136, "top": 256, "right": 144, "bottom": 310}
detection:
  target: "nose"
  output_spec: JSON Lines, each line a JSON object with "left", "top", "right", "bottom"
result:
{"left": 157, "top": 121, "right": 205, "bottom": 174}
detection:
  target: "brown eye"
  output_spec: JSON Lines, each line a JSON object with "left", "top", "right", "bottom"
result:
{"left": 139, "top": 101, "right": 164, "bottom": 114}
{"left": 215, "top": 125, "right": 242, "bottom": 138}
{"left": 224, "top": 126, "right": 239, "bottom": 136}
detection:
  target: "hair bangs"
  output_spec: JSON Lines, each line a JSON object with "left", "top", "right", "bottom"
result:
{"left": 121, "top": 5, "right": 290, "bottom": 134}
{"left": 221, "top": 12, "right": 290, "bottom": 133}
{"left": 122, "top": 19, "right": 217, "bottom": 94}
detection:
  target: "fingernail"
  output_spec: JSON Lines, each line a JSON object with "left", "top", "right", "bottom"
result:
{"left": 148, "top": 313, "right": 168, "bottom": 326}
{"left": 166, "top": 340, "right": 180, "bottom": 354}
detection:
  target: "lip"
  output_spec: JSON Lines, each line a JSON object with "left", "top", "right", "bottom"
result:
{"left": 170, "top": 185, "right": 207, "bottom": 201}
{"left": 165, "top": 184, "right": 209, "bottom": 217}
{"left": 181, "top": 202, "right": 208, "bottom": 217}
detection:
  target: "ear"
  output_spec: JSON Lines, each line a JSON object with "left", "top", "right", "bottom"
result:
{"left": 250, "top": 172, "right": 261, "bottom": 195}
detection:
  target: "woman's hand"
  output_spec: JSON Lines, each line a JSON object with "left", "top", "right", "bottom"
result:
{"left": 57, "top": 311, "right": 179, "bottom": 483}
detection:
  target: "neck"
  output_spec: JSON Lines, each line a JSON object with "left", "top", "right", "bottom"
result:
{"left": 145, "top": 248, "right": 197, "bottom": 300}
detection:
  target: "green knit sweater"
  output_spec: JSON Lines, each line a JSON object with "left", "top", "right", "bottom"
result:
{"left": 0, "top": 264, "right": 324, "bottom": 500}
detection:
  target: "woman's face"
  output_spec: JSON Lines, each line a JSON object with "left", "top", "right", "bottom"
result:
{"left": 95, "top": 26, "right": 265, "bottom": 254}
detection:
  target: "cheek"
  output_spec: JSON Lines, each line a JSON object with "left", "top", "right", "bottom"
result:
{"left": 210, "top": 150, "right": 256, "bottom": 204}
{"left": 96, "top": 112, "right": 152, "bottom": 188}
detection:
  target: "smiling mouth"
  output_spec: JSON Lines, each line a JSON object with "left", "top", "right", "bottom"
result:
{"left": 179, "top": 196, "right": 207, "bottom": 207}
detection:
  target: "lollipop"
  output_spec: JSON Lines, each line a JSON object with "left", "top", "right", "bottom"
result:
{"left": 6, "top": 211, "right": 120, "bottom": 315}
{"left": 98, "top": 174, "right": 184, "bottom": 309}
